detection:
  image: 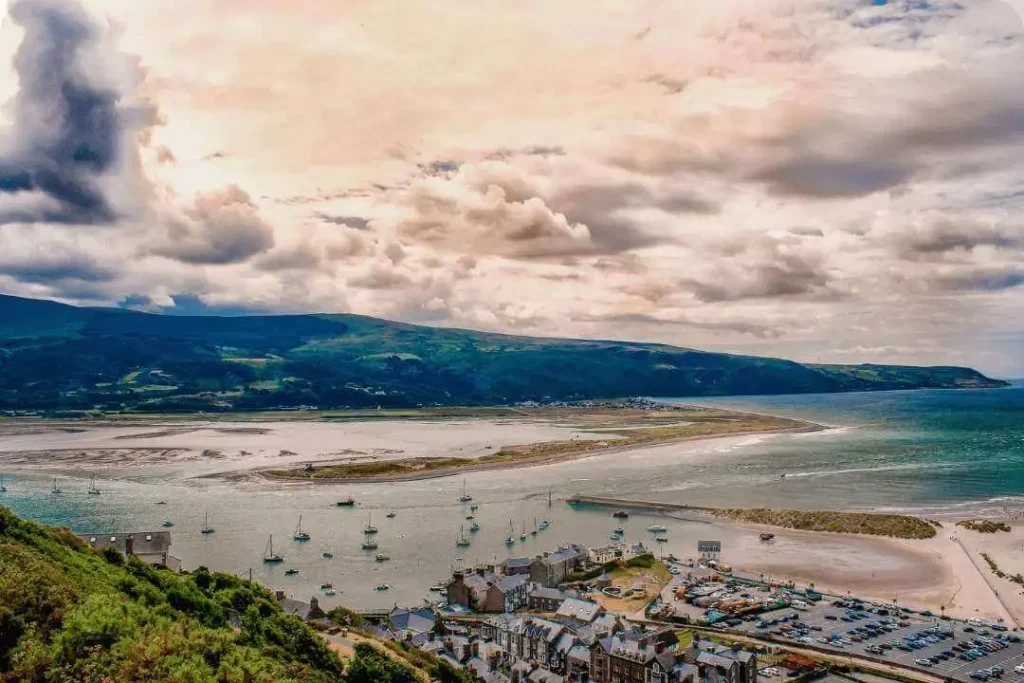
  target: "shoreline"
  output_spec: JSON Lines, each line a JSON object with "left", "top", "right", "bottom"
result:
{"left": 257, "top": 419, "right": 823, "bottom": 485}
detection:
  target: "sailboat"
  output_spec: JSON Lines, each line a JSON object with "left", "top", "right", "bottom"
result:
{"left": 538, "top": 519, "right": 550, "bottom": 531}
{"left": 504, "top": 519, "right": 516, "bottom": 546}
{"left": 364, "top": 514, "right": 378, "bottom": 535}
{"left": 456, "top": 525, "right": 471, "bottom": 548}
{"left": 531, "top": 518, "right": 538, "bottom": 536}
{"left": 470, "top": 503, "right": 478, "bottom": 512}
{"left": 458, "top": 478, "right": 473, "bottom": 503}
{"left": 361, "top": 529, "right": 378, "bottom": 550}
{"left": 519, "top": 519, "right": 527, "bottom": 541}
{"left": 469, "top": 520, "right": 480, "bottom": 533}
{"left": 293, "top": 515, "right": 311, "bottom": 541}
{"left": 0, "top": 473, "right": 7, "bottom": 493}
{"left": 51, "top": 478, "right": 62, "bottom": 494}
{"left": 88, "top": 475, "right": 101, "bottom": 495}
{"left": 263, "top": 535, "right": 284, "bottom": 563}
{"left": 200, "top": 512, "right": 215, "bottom": 535}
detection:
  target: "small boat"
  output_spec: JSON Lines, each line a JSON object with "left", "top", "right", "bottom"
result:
{"left": 51, "top": 478, "right": 62, "bottom": 495}
{"left": 162, "top": 520, "right": 174, "bottom": 528}
{"left": 456, "top": 525, "right": 471, "bottom": 548}
{"left": 469, "top": 503, "right": 478, "bottom": 512}
{"left": 469, "top": 521, "right": 480, "bottom": 533}
{"left": 759, "top": 532, "right": 775, "bottom": 542}
{"left": 458, "top": 478, "right": 473, "bottom": 503}
{"left": 320, "top": 582, "right": 334, "bottom": 590}
{"left": 466, "top": 514, "right": 474, "bottom": 520}
{"left": 505, "top": 518, "right": 516, "bottom": 546}
{"left": 322, "top": 551, "right": 334, "bottom": 559}
{"left": 612, "top": 510, "right": 629, "bottom": 519}
{"left": 614, "top": 526, "right": 625, "bottom": 535}
{"left": 156, "top": 501, "right": 167, "bottom": 505}
{"left": 263, "top": 535, "right": 284, "bottom": 563}
{"left": 88, "top": 475, "right": 101, "bottom": 495}
{"left": 375, "top": 584, "right": 390, "bottom": 591}
{"left": 655, "top": 536, "right": 668, "bottom": 543}
{"left": 325, "top": 588, "right": 336, "bottom": 596}
{"left": 429, "top": 584, "right": 446, "bottom": 592}
{"left": 538, "top": 519, "right": 550, "bottom": 531}
{"left": 519, "top": 519, "right": 527, "bottom": 541}
{"left": 531, "top": 518, "right": 538, "bottom": 536}
{"left": 361, "top": 530, "right": 378, "bottom": 550}
{"left": 293, "top": 515, "right": 311, "bottom": 541}
{"left": 364, "top": 514, "right": 378, "bottom": 535}
{"left": 375, "top": 553, "right": 391, "bottom": 562}
{"left": 285, "top": 568, "right": 299, "bottom": 576}
{"left": 0, "top": 472, "right": 7, "bottom": 493}
{"left": 200, "top": 512, "right": 215, "bottom": 535}
{"left": 335, "top": 498, "right": 356, "bottom": 507}
{"left": 647, "top": 524, "right": 668, "bottom": 533}
{"left": 386, "top": 511, "right": 396, "bottom": 518}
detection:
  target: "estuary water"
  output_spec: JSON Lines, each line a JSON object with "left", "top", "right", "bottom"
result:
{"left": 1, "top": 383, "right": 1021, "bottom": 608}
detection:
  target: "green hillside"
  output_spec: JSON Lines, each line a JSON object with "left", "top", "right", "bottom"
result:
{"left": 0, "top": 294, "right": 1006, "bottom": 413}
{"left": 0, "top": 505, "right": 343, "bottom": 682}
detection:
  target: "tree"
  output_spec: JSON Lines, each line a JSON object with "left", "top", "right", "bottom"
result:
{"left": 344, "top": 642, "right": 419, "bottom": 683}
{"left": 430, "top": 659, "right": 476, "bottom": 683}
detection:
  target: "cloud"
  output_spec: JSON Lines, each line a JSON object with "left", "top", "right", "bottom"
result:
{"left": 154, "top": 185, "right": 275, "bottom": 264}
{"left": 312, "top": 212, "right": 371, "bottom": 229}
{"left": 0, "top": 247, "right": 115, "bottom": 284}
{"left": 0, "top": 0, "right": 159, "bottom": 223}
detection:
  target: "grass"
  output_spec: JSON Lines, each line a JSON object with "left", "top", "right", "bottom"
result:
{"left": 980, "top": 552, "right": 1024, "bottom": 587}
{"left": 712, "top": 508, "right": 937, "bottom": 539}
{"left": 266, "top": 408, "right": 811, "bottom": 481}
{"left": 956, "top": 519, "right": 1011, "bottom": 534}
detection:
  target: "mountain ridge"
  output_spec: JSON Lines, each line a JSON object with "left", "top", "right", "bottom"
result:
{"left": 0, "top": 293, "right": 1007, "bottom": 413}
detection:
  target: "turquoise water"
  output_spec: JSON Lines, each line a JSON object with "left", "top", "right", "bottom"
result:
{"left": 1, "top": 384, "right": 1021, "bottom": 606}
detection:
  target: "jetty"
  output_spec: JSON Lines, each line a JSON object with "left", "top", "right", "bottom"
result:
{"left": 565, "top": 494, "right": 714, "bottom": 514}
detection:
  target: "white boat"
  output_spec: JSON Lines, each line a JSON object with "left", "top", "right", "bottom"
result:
{"left": 519, "top": 519, "right": 527, "bottom": 541}
{"left": 538, "top": 519, "right": 550, "bottom": 530}
{"left": 504, "top": 518, "right": 515, "bottom": 546}
{"left": 200, "top": 512, "right": 215, "bottom": 535}
{"left": 88, "top": 475, "right": 101, "bottom": 495}
{"left": 386, "top": 511, "right": 396, "bottom": 518}
{"left": 325, "top": 588, "right": 336, "bottom": 596}
{"left": 293, "top": 515, "right": 311, "bottom": 541}
{"left": 263, "top": 535, "right": 284, "bottom": 563}
{"left": 647, "top": 524, "right": 668, "bottom": 533}
{"left": 458, "top": 478, "right": 473, "bottom": 503}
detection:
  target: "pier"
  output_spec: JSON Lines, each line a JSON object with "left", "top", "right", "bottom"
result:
{"left": 565, "top": 494, "right": 714, "bottom": 514}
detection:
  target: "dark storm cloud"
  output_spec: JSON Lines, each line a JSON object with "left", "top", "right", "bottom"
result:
{"left": 0, "top": 0, "right": 158, "bottom": 224}
{"left": 0, "top": 251, "right": 115, "bottom": 284}
{"left": 752, "top": 156, "right": 916, "bottom": 199}
{"left": 312, "top": 212, "right": 371, "bottom": 229}
{"left": 890, "top": 219, "right": 1022, "bottom": 258}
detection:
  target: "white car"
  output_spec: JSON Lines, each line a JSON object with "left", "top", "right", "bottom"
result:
{"left": 1014, "top": 664, "right": 1024, "bottom": 675}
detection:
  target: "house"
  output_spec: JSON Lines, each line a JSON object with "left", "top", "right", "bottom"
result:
{"left": 486, "top": 574, "right": 531, "bottom": 613}
{"left": 448, "top": 569, "right": 500, "bottom": 611}
{"left": 504, "top": 557, "right": 534, "bottom": 576}
{"left": 566, "top": 644, "right": 591, "bottom": 682}
{"left": 692, "top": 644, "right": 758, "bottom": 683}
{"left": 274, "top": 592, "right": 326, "bottom": 621}
{"left": 589, "top": 628, "right": 680, "bottom": 683}
{"left": 530, "top": 586, "right": 569, "bottom": 612}
{"left": 76, "top": 531, "right": 180, "bottom": 570}
{"left": 530, "top": 546, "right": 585, "bottom": 587}
{"left": 587, "top": 542, "right": 648, "bottom": 565}
{"left": 388, "top": 606, "right": 436, "bottom": 640}
{"left": 555, "top": 598, "right": 604, "bottom": 626}
{"left": 486, "top": 616, "right": 573, "bottom": 673}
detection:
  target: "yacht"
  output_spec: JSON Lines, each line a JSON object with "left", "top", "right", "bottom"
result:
{"left": 456, "top": 525, "right": 471, "bottom": 548}
{"left": 0, "top": 473, "right": 7, "bottom": 493}
{"left": 519, "top": 519, "right": 527, "bottom": 541}
{"left": 458, "top": 478, "right": 473, "bottom": 503}
{"left": 364, "top": 514, "right": 378, "bottom": 535}
{"left": 293, "top": 515, "right": 311, "bottom": 541}
{"left": 51, "top": 478, "right": 62, "bottom": 495}
{"left": 361, "top": 530, "right": 378, "bottom": 550}
{"left": 375, "top": 553, "right": 391, "bottom": 562}
{"left": 285, "top": 568, "right": 299, "bottom": 576}
{"left": 531, "top": 518, "right": 538, "bottom": 536}
{"left": 200, "top": 512, "right": 215, "bottom": 535}
{"left": 386, "top": 511, "right": 396, "bottom": 518}
{"left": 335, "top": 497, "right": 356, "bottom": 507}
{"left": 504, "top": 519, "right": 516, "bottom": 546}
{"left": 88, "top": 475, "right": 101, "bottom": 495}
{"left": 647, "top": 524, "right": 667, "bottom": 533}
{"left": 469, "top": 520, "right": 480, "bottom": 533}
{"left": 262, "top": 535, "right": 284, "bottom": 563}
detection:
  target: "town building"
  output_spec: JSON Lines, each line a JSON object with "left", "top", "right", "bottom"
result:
{"left": 588, "top": 542, "right": 648, "bottom": 565}
{"left": 274, "top": 592, "right": 326, "bottom": 621}
{"left": 530, "top": 586, "right": 569, "bottom": 612}
{"left": 555, "top": 598, "right": 604, "bottom": 626}
{"left": 691, "top": 643, "right": 758, "bottom": 683}
{"left": 530, "top": 545, "right": 586, "bottom": 587}
{"left": 76, "top": 530, "right": 180, "bottom": 570}
{"left": 504, "top": 557, "right": 534, "bottom": 576}
{"left": 589, "top": 627, "right": 681, "bottom": 683}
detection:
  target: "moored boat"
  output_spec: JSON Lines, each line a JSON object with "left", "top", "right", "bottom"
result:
{"left": 285, "top": 568, "right": 299, "bottom": 576}
{"left": 200, "top": 512, "right": 215, "bottom": 535}
{"left": 293, "top": 515, "right": 311, "bottom": 541}
{"left": 759, "top": 532, "right": 775, "bottom": 542}
{"left": 612, "top": 510, "right": 629, "bottom": 519}
{"left": 375, "top": 553, "right": 391, "bottom": 562}
{"left": 263, "top": 535, "right": 284, "bottom": 563}
{"left": 647, "top": 524, "right": 667, "bottom": 533}
{"left": 335, "top": 498, "right": 356, "bottom": 507}
{"left": 88, "top": 475, "right": 101, "bottom": 495}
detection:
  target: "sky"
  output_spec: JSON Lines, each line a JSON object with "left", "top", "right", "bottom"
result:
{"left": 0, "top": 0, "right": 1021, "bottom": 376}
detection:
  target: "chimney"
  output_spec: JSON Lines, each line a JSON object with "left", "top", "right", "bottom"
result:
{"left": 310, "top": 596, "right": 320, "bottom": 612}
{"left": 275, "top": 590, "right": 285, "bottom": 600}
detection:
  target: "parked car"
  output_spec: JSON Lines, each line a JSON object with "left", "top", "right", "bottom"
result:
{"left": 914, "top": 659, "right": 933, "bottom": 667}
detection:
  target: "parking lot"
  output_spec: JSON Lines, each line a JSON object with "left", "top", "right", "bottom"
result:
{"left": 730, "top": 596, "right": 1024, "bottom": 683}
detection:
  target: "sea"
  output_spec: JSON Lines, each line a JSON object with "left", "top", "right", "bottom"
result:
{"left": 1, "top": 382, "right": 1021, "bottom": 608}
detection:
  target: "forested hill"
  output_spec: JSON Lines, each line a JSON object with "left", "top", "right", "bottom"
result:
{"left": 0, "top": 294, "right": 1007, "bottom": 413}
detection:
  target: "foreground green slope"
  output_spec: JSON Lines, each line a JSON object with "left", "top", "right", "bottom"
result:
{"left": 0, "top": 294, "right": 1006, "bottom": 413}
{"left": 0, "top": 506, "right": 342, "bottom": 682}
